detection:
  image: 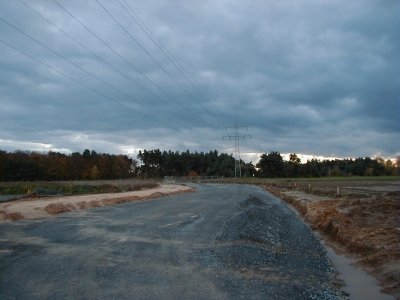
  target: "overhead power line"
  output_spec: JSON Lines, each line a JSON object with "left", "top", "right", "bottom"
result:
{"left": 223, "top": 119, "right": 251, "bottom": 178}
{"left": 53, "top": 0, "right": 209, "bottom": 127}
{"left": 0, "top": 17, "right": 186, "bottom": 131}
{"left": 94, "top": 0, "right": 214, "bottom": 127}
{"left": 0, "top": 16, "right": 174, "bottom": 126}
{"left": 18, "top": 0, "right": 188, "bottom": 129}
{"left": 0, "top": 38, "right": 169, "bottom": 129}
{"left": 117, "top": 0, "right": 227, "bottom": 127}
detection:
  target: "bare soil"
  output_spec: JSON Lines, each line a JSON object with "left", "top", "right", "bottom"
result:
{"left": 264, "top": 180, "right": 400, "bottom": 299}
{"left": 0, "top": 184, "right": 194, "bottom": 223}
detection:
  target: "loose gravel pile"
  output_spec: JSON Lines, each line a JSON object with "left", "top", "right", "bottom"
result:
{"left": 207, "top": 194, "right": 347, "bottom": 299}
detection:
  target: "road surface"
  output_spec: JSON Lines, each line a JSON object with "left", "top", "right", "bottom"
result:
{"left": 0, "top": 184, "right": 344, "bottom": 299}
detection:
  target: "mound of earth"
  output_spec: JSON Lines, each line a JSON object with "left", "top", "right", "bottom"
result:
{"left": 0, "top": 185, "right": 195, "bottom": 223}
{"left": 266, "top": 183, "right": 400, "bottom": 299}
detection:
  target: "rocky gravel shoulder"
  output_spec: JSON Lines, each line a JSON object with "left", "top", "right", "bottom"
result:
{"left": 205, "top": 194, "right": 347, "bottom": 299}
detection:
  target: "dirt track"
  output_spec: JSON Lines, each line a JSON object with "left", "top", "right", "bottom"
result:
{"left": 0, "top": 184, "right": 344, "bottom": 299}
{"left": 0, "top": 184, "right": 194, "bottom": 223}
{"left": 264, "top": 180, "right": 400, "bottom": 299}
{"left": 1, "top": 181, "right": 398, "bottom": 299}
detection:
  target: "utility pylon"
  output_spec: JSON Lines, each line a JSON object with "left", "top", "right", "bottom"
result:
{"left": 223, "top": 119, "right": 251, "bottom": 178}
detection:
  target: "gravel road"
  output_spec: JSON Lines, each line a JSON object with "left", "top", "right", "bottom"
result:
{"left": 0, "top": 184, "right": 345, "bottom": 299}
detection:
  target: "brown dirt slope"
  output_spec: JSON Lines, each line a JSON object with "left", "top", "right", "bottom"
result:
{"left": 0, "top": 184, "right": 195, "bottom": 223}
{"left": 265, "top": 182, "right": 400, "bottom": 299}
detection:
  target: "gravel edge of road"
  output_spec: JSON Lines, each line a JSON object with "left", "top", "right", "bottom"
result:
{"left": 263, "top": 184, "right": 398, "bottom": 300}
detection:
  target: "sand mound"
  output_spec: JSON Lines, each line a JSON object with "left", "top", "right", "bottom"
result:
{"left": 45, "top": 203, "right": 74, "bottom": 214}
{"left": 0, "top": 185, "right": 195, "bottom": 223}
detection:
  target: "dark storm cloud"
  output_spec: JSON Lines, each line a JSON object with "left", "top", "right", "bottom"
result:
{"left": 0, "top": 0, "right": 399, "bottom": 160}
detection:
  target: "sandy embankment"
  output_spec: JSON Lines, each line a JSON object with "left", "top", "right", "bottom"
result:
{"left": 0, "top": 184, "right": 194, "bottom": 223}
{"left": 264, "top": 184, "right": 400, "bottom": 299}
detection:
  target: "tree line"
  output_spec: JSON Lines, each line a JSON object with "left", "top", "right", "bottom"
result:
{"left": 256, "top": 152, "right": 399, "bottom": 178}
{"left": 0, "top": 149, "right": 135, "bottom": 181}
{"left": 137, "top": 149, "right": 255, "bottom": 178}
{"left": 137, "top": 150, "right": 399, "bottom": 178}
{"left": 0, "top": 149, "right": 398, "bottom": 181}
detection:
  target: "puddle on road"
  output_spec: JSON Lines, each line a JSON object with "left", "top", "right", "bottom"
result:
{"left": 323, "top": 242, "right": 395, "bottom": 300}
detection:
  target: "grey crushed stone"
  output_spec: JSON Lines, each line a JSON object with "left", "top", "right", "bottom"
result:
{"left": 205, "top": 194, "right": 347, "bottom": 300}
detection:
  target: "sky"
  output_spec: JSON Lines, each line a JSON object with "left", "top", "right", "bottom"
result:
{"left": 0, "top": 0, "right": 399, "bottom": 163}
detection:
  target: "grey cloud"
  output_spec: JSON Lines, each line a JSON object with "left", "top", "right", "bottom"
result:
{"left": 0, "top": 0, "right": 399, "bottom": 160}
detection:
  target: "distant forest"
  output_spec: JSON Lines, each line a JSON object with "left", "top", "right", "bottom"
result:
{"left": 0, "top": 149, "right": 398, "bottom": 181}
{"left": 0, "top": 149, "right": 134, "bottom": 181}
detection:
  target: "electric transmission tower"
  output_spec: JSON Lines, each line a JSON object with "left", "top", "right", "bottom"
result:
{"left": 223, "top": 119, "right": 251, "bottom": 178}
